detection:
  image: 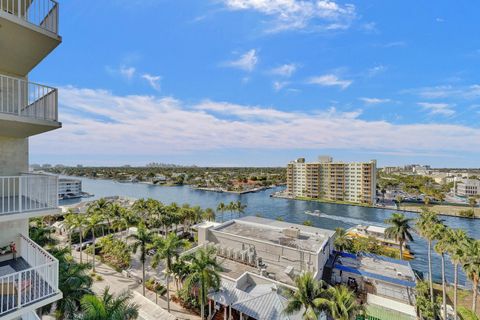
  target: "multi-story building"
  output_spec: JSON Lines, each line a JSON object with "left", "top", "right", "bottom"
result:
{"left": 456, "top": 178, "right": 480, "bottom": 197}
{"left": 286, "top": 156, "right": 377, "bottom": 204}
{"left": 58, "top": 178, "right": 82, "bottom": 200}
{"left": 0, "top": 1, "right": 62, "bottom": 319}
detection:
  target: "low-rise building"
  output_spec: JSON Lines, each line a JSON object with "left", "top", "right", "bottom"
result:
{"left": 330, "top": 252, "right": 417, "bottom": 320}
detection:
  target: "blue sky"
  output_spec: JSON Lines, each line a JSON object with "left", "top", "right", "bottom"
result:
{"left": 30, "top": 0, "right": 480, "bottom": 167}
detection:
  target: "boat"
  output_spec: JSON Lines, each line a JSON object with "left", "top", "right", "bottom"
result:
{"left": 346, "top": 225, "right": 415, "bottom": 260}
{"left": 304, "top": 210, "right": 322, "bottom": 217}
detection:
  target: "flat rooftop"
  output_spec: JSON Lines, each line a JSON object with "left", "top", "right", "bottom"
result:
{"left": 213, "top": 216, "right": 335, "bottom": 253}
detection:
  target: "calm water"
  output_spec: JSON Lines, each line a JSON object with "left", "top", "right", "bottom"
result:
{"left": 61, "top": 176, "right": 480, "bottom": 286}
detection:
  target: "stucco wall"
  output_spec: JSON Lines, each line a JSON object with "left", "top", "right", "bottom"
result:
{"left": 0, "top": 136, "right": 28, "bottom": 175}
{"left": 0, "top": 218, "right": 28, "bottom": 263}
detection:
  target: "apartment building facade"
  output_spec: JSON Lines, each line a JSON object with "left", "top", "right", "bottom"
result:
{"left": 456, "top": 178, "right": 480, "bottom": 197}
{"left": 0, "top": 1, "right": 62, "bottom": 319}
{"left": 287, "top": 157, "right": 377, "bottom": 204}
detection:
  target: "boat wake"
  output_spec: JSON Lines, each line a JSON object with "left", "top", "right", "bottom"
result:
{"left": 306, "top": 211, "right": 387, "bottom": 227}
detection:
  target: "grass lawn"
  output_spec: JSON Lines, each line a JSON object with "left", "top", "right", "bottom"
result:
{"left": 433, "top": 283, "right": 480, "bottom": 315}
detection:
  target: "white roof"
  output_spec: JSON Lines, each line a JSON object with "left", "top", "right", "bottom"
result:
{"left": 366, "top": 226, "right": 386, "bottom": 234}
{"left": 367, "top": 293, "right": 417, "bottom": 317}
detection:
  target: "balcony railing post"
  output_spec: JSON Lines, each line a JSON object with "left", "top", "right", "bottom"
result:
{"left": 18, "top": 176, "right": 22, "bottom": 212}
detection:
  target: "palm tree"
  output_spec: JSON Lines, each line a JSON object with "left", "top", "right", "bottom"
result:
{"left": 333, "top": 228, "right": 353, "bottom": 252}
{"left": 216, "top": 202, "right": 226, "bottom": 223}
{"left": 447, "top": 228, "right": 469, "bottom": 319}
{"left": 234, "top": 200, "right": 246, "bottom": 218}
{"left": 84, "top": 212, "right": 104, "bottom": 272}
{"left": 202, "top": 208, "right": 216, "bottom": 221}
{"left": 384, "top": 213, "right": 414, "bottom": 260}
{"left": 324, "top": 285, "right": 364, "bottom": 320}
{"left": 69, "top": 214, "right": 87, "bottom": 263}
{"left": 150, "top": 233, "right": 188, "bottom": 313}
{"left": 88, "top": 198, "right": 111, "bottom": 236}
{"left": 458, "top": 307, "right": 480, "bottom": 320}
{"left": 184, "top": 247, "right": 221, "bottom": 319}
{"left": 462, "top": 238, "right": 480, "bottom": 313}
{"left": 417, "top": 209, "right": 441, "bottom": 302}
{"left": 47, "top": 248, "right": 93, "bottom": 319}
{"left": 128, "top": 222, "right": 154, "bottom": 296}
{"left": 284, "top": 272, "right": 329, "bottom": 320}
{"left": 395, "top": 195, "right": 403, "bottom": 210}
{"left": 63, "top": 210, "right": 78, "bottom": 250}
{"left": 77, "top": 287, "right": 138, "bottom": 320}
{"left": 434, "top": 222, "right": 448, "bottom": 317}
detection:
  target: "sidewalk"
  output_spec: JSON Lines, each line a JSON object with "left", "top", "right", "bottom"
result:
{"left": 71, "top": 250, "right": 201, "bottom": 320}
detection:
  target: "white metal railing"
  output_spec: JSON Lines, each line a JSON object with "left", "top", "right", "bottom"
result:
{"left": 0, "top": 234, "right": 59, "bottom": 315}
{"left": 0, "top": 0, "right": 58, "bottom": 34}
{"left": 0, "top": 74, "right": 58, "bottom": 122}
{"left": 0, "top": 174, "right": 58, "bottom": 215}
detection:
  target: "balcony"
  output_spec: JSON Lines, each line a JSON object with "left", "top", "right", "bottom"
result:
{"left": 0, "top": 174, "right": 58, "bottom": 219}
{"left": 0, "top": 74, "right": 60, "bottom": 137}
{"left": 0, "top": 234, "right": 61, "bottom": 318}
{"left": 0, "top": 0, "right": 61, "bottom": 76}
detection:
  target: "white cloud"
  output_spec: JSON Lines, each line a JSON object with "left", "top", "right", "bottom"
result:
{"left": 30, "top": 86, "right": 480, "bottom": 159}
{"left": 224, "top": 49, "right": 259, "bottom": 72}
{"left": 307, "top": 74, "right": 352, "bottom": 89}
{"left": 367, "top": 64, "right": 387, "bottom": 77}
{"left": 273, "top": 81, "right": 289, "bottom": 91}
{"left": 221, "top": 0, "right": 356, "bottom": 33}
{"left": 270, "top": 63, "right": 297, "bottom": 77}
{"left": 413, "top": 85, "right": 480, "bottom": 100}
{"left": 359, "top": 97, "right": 391, "bottom": 105}
{"left": 418, "top": 102, "right": 455, "bottom": 116}
{"left": 141, "top": 73, "right": 161, "bottom": 91}
{"left": 106, "top": 65, "right": 136, "bottom": 80}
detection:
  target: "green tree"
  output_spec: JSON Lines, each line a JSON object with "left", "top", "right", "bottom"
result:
{"left": 458, "top": 307, "right": 480, "bottom": 320}
{"left": 417, "top": 209, "right": 441, "bottom": 302}
{"left": 128, "top": 222, "right": 154, "bottom": 296}
{"left": 216, "top": 202, "right": 226, "bottom": 223}
{"left": 462, "top": 239, "right": 480, "bottom": 313}
{"left": 333, "top": 228, "right": 353, "bottom": 252}
{"left": 63, "top": 210, "right": 78, "bottom": 250}
{"left": 202, "top": 208, "right": 216, "bottom": 221}
{"left": 324, "top": 285, "right": 364, "bottom": 320}
{"left": 150, "top": 233, "right": 188, "bottom": 313}
{"left": 446, "top": 228, "right": 469, "bottom": 318}
{"left": 46, "top": 248, "right": 93, "bottom": 320}
{"left": 384, "top": 213, "right": 414, "bottom": 260}
{"left": 84, "top": 211, "right": 104, "bottom": 273}
{"left": 184, "top": 247, "right": 221, "bottom": 319}
{"left": 77, "top": 287, "right": 138, "bottom": 320}
{"left": 433, "top": 222, "right": 449, "bottom": 317}
{"left": 283, "top": 272, "right": 329, "bottom": 320}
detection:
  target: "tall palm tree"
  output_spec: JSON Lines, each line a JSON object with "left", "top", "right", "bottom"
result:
{"left": 235, "top": 200, "right": 247, "bottom": 218}
{"left": 324, "top": 285, "right": 364, "bottom": 320}
{"left": 77, "top": 287, "right": 138, "bottom": 320}
{"left": 216, "top": 202, "right": 226, "bottom": 223}
{"left": 384, "top": 213, "right": 414, "bottom": 260}
{"left": 333, "top": 227, "right": 353, "bottom": 252}
{"left": 63, "top": 211, "right": 78, "bottom": 250}
{"left": 417, "top": 208, "right": 441, "bottom": 302}
{"left": 284, "top": 272, "right": 329, "bottom": 320}
{"left": 184, "top": 247, "right": 221, "bottom": 319}
{"left": 70, "top": 214, "right": 87, "bottom": 263}
{"left": 88, "top": 198, "right": 111, "bottom": 236}
{"left": 434, "top": 222, "right": 448, "bottom": 318}
{"left": 84, "top": 212, "right": 104, "bottom": 272}
{"left": 447, "top": 228, "right": 469, "bottom": 319}
{"left": 462, "top": 238, "right": 480, "bottom": 313}
{"left": 47, "top": 248, "right": 93, "bottom": 319}
{"left": 150, "top": 233, "right": 188, "bottom": 313}
{"left": 202, "top": 208, "right": 216, "bottom": 222}
{"left": 128, "top": 222, "right": 154, "bottom": 296}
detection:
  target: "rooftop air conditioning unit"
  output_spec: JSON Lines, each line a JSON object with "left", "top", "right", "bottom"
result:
{"left": 284, "top": 228, "right": 300, "bottom": 238}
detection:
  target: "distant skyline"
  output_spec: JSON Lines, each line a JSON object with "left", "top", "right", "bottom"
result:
{"left": 30, "top": 1, "right": 480, "bottom": 167}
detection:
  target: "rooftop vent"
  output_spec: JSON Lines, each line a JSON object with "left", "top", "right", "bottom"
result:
{"left": 284, "top": 228, "right": 300, "bottom": 238}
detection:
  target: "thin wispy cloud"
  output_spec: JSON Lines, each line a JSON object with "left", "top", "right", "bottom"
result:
{"left": 273, "top": 81, "right": 289, "bottom": 91}
{"left": 359, "top": 97, "right": 391, "bottom": 105}
{"left": 412, "top": 84, "right": 480, "bottom": 100}
{"left": 270, "top": 63, "right": 297, "bottom": 77}
{"left": 142, "top": 73, "right": 162, "bottom": 91}
{"left": 366, "top": 64, "right": 387, "bottom": 77}
{"left": 307, "top": 74, "right": 352, "bottom": 89}
{"left": 418, "top": 102, "right": 455, "bottom": 116}
{"left": 106, "top": 65, "right": 136, "bottom": 80}
{"left": 221, "top": 0, "right": 357, "bottom": 33}
{"left": 31, "top": 87, "right": 480, "bottom": 159}
{"left": 223, "top": 49, "right": 259, "bottom": 72}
